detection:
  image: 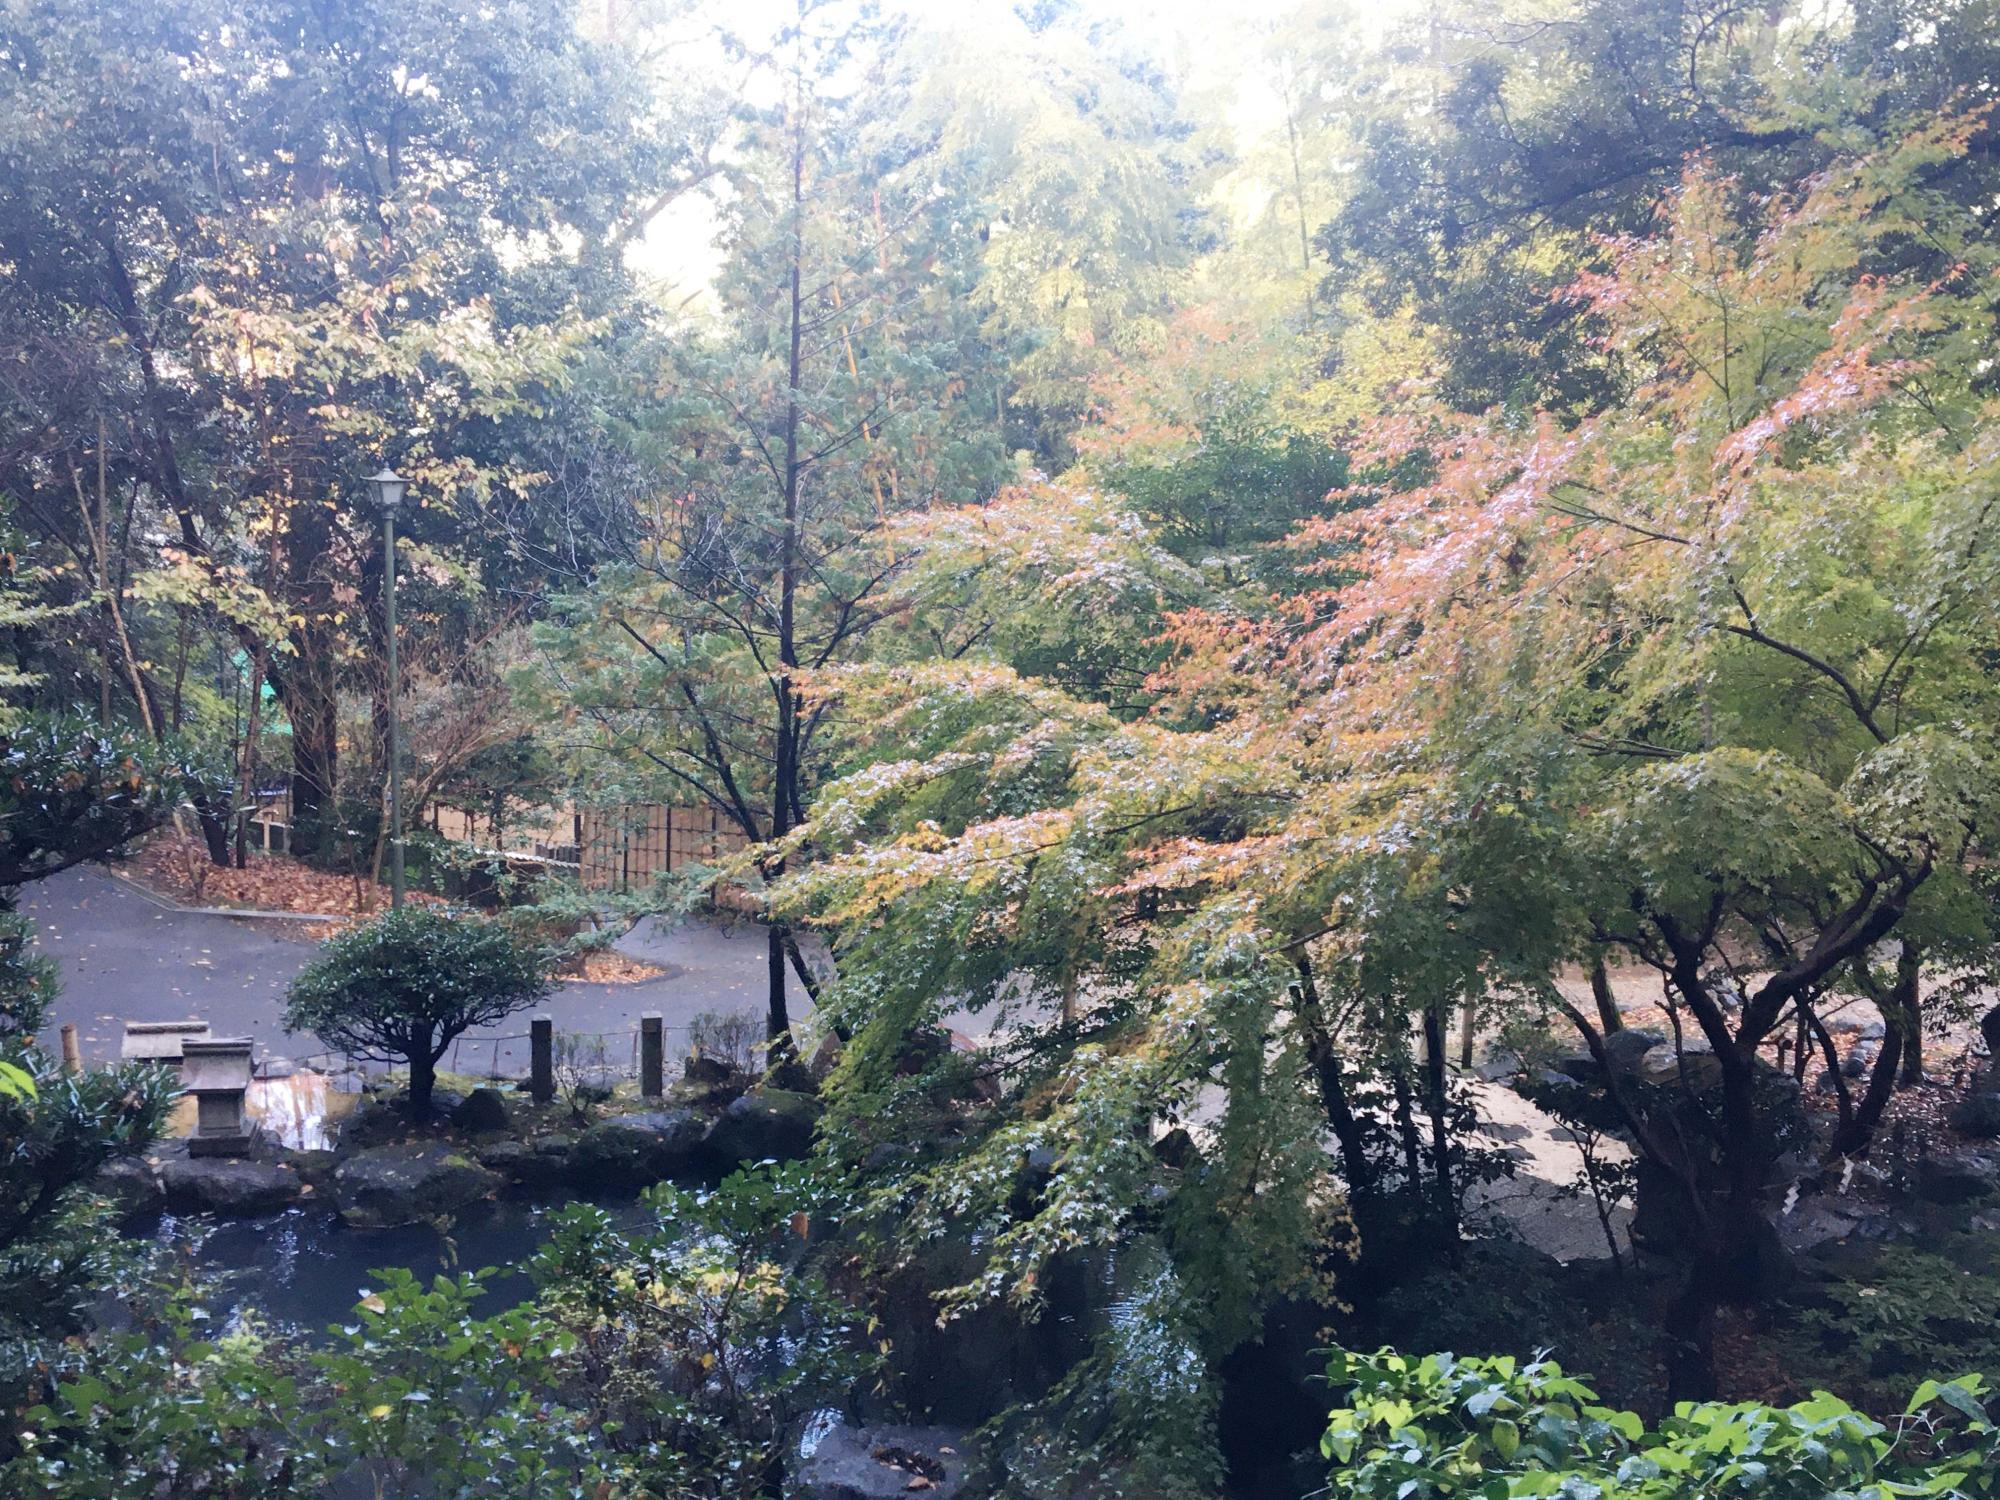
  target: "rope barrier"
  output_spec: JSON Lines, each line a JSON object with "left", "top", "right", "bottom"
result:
{"left": 285, "top": 1018, "right": 759, "bottom": 1087}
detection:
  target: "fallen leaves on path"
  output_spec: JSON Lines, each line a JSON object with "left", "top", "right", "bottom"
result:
{"left": 129, "top": 831, "right": 442, "bottom": 918}
{"left": 559, "top": 950, "right": 666, "bottom": 985}
{"left": 129, "top": 832, "right": 663, "bottom": 983}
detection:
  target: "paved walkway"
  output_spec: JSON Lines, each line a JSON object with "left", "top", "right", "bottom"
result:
{"left": 24, "top": 867, "right": 808, "bottom": 1075}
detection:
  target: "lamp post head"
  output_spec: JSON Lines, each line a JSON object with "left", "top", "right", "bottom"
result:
{"left": 366, "top": 467, "right": 409, "bottom": 512}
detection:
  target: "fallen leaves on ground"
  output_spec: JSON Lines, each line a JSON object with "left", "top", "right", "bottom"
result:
{"left": 127, "top": 832, "right": 662, "bottom": 984}
{"left": 560, "top": 949, "right": 666, "bottom": 985}
{"left": 129, "top": 831, "right": 444, "bottom": 918}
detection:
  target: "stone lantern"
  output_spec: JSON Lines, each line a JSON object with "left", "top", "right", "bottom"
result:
{"left": 181, "top": 1038, "right": 256, "bottom": 1157}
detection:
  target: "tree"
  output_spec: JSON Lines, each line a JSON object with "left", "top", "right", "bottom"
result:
{"left": 761, "top": 492, "right": 1341, "bottom": 1486}
{"left": 896, "top": 3, "right": 1208, "bottom": 465}
{"left": 756, "top": 105, "right": 2000, "bottom": 1459}
{"left": 0, "top": 917, "right": 176, "bottom": 1372}
{"left": 1288, "top": 119, "right": 2000, "bottom": 1395}
{"left": 0, "top": 716, "right": 184, "bottom": 886}
{"left": 283, "top": 906, "right": 551, "bottom": 1114}
{"left": 8, "top": 1166, "right": 869, "bottom": 1496}
{"left": 0, "top": 0, "right": 708, "bottom": 859}
{"left": 1313, "top": 0, "right": 2000, "bottom": 417}
{"left": 531, "top": 0, "right": 1008, "bottom": 1057}
{"left": 529, "top": 1167, "right": 870, "bottom": 1496}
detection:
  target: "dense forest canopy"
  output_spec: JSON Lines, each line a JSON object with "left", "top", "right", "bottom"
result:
{"left": 4, "top": 0, "right": 2000, "bottom": 1493}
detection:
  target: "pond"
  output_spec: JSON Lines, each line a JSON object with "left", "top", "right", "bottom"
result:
{"left": 129, "top": 1196, "right": 653, "bottom": 1338}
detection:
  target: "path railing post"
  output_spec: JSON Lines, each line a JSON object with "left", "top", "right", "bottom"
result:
{"left": 59, "top": 1023, "right": 81, "bottom": 1074}
{"left": 640, "top": 1013, "right": 664, "bottom": 1099}
{"left": 530, "top": 1014, "right": 554, "bottom": 1104}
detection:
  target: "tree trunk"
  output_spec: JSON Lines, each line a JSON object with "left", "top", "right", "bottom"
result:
{"left": 408, "top": 1047, "right": 437, "bottom": 1116}
{"left": 277, "top": 675, "right": 340, "bottom": 861}
{"left": 765, "top": 922, "right": 792, "bottom": 1064}
{"left": 189, "top": 790, "right": 234, "bottom": 865}
{"left": 1831, "top": 1023, "right": 1903, "bottom": 1157}
{"left": 1293, "top": 957, "right": 1376, "bottom": 1199}
{"left": 1390, "top": 1063, "right": 1423, "bottom": 1202}
{"left": 236, "top": 650, "right": 265, "bottom": 868}
{"left": 762, "top": 37, "right": 808, "bottom": 1062}
{"left": 1420, "top": 1002, "right": 1458, "bottom": 1240}
{"left": 1663, "top": 1269, "right": 1718, "bottom": 1403}
{"left": 1834, "top": 944, "right": 1922, "bottom": 1155}
{"left": 1895, "top": 943, "right": 1925, "bottom": 1086}
{"left": 1590, "top": 956, "right": 1624, "bottom": 1034}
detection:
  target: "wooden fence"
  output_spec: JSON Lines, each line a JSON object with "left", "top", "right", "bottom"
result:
{"left": 249, "top": 792, "right": 745, "bottom": 895}
{"left": 576, "top": 804, "right": 749, "bottom": 893}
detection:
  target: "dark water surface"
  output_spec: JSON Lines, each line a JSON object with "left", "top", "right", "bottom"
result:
{"left": 130, "top": 1197, "right": 650, "bottom": 1337}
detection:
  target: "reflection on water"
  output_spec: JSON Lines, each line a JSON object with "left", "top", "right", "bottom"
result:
{"left": 162, "top": 1068, "right": 362, "bottom": 1151}
{"left": 138, "top": 1198, "right": 649, "bottom": 1338}
{"left": 250, "top": 1070, "right": 361, "bottom": 1150}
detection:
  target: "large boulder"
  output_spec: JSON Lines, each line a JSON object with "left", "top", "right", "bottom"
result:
{"left": 94, "top": 1156, "right": 165, "bottom": 1221}
{"left": 1913, "top": 1153, "right": 1997, "bottom": 1206}
{"left": 332, "top": 1142, "right": 500, "bottom": 1227}
{"left": 568, "top": 1110, "right": 710, "bottom": 1189}
{"left": 1639, "top": 1047, "right": 1722, "bottom": 1089}
{"left": 1950, "top": 1093, "right": 2000, "bottom": 1140}
{"left": 161, "top": 1156, "right": 303, "bottom": 1217}
{"left": 451, "top": 1087, "right": 512, "bottom": 1135}
{"left": 474, "top": 1138, "right": 570, "bottom": 1191}
{"left": 793, "top": 1422, "right": 976, "bottom": 1500}
{"left": 1602, "top": 1027, "right": 1665, "bottom": 1074}
{"left": 706, "top": 1088, "right": 821, "bottom": 1167}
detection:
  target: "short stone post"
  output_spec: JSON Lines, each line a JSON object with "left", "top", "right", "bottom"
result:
{"left": 640, "top": 1013, "right": 664, "bottom": 1098}
{"left": 59, "top": 1023, "right": 81, "bottom": 1074}
{"left": 530, "top": 1013, "right": 554, "bottom": 1104}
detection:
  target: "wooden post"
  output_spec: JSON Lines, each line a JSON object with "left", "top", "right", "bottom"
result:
{"left": 640, "top": 1013, "right": 664, "bottom": 1098}
{"left": 530, "top": 1013, "right": 554, "bottom": 1103}
{"left": 59, "top": 1023, "right": 81, "bottom": 1074}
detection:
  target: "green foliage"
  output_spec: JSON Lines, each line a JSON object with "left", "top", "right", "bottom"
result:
{"left": 1776, "top": 1242, "right": 2000, "bottom": 1418}
{"left": 11, "top": 1271, "right": 606, "bottom": 1498}
{"left": 528, "top": 1165, "right": 872, "bottom": 1496}
{"left": 11, "top": 1168, "right": 867, "bottom": 1495}
{"left": 0, "top": 715, "right": 185, "bottom": 888}
{"left": 987, "top": 1238, "right": 1225, "bottom": 1500}
{"left": 283, "top": 906, "right": 551, "bottom": 1111}
{"left": 1322, "top": 1347, "right": 2000, "bottom": 1497}
{"left": 0, "top": 906, "right": 173, "bottom": 1378}
{"left": 0, "top": 907, "right": 57, "bottom": 1046}
{"left": 309, "top": 1268, "right": 604, "bottom": 1497}
{"left": 9, "top": 1292, "right": 314, "bottom": 1497}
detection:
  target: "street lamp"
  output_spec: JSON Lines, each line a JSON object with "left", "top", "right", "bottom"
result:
{"left": 366, "top": 467, "right": 408, "bottom": 909}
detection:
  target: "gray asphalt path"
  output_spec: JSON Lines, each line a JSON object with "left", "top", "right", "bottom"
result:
{"left": 23, "top": 867, "right": 808, "bottom": 1075}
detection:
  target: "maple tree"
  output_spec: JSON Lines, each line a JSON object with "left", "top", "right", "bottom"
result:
{"left": 1292, "top": 120, "right": 2000, "bottom": 1395}
{"left": 744, "top": 115, "right": 2000, "bottom": 1468}
{"left": 8, "top": 0, "right": 2000, "bottom": 1486}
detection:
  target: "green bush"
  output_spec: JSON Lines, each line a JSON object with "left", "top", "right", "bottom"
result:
{"left": 283, "top": 906, "right": 551, "bottom": 1114}
{"left": 529, "top": 1165, "right": 872, "bottom": 1495}
{"left": 10, "top": 1270, "right": 604, "bottom": 1497}
{"left": 0, "top": 715, "right": 187, "bottom": 886}
{"left": 0, "top": 910, "right": 174, "bottom": 1381}
{"left": 1322, "top": 1347, "right": 2000, "bottom": 1497}
{"left": 7, "top": 1166, "right": 869, "bottom": 1497}
{"left": 1773, "top": 1240, "right": 2000, "bottom": 1416}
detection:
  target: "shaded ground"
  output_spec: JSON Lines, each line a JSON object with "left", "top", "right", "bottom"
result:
{"left": 1463, "top": 1080, "right": 1633, "bottom": 1263}
{"left": 24, "top": 867, "right": 810, "bottom": 1075}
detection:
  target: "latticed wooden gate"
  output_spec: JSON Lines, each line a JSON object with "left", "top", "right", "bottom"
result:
{"left": 577, "top": 804, "right": 747, "bottom": 892}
